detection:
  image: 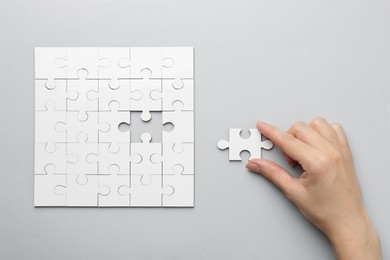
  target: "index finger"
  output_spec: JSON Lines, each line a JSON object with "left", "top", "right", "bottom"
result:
{"left": 257, "top": 121, "right": 316, "bottom": 166}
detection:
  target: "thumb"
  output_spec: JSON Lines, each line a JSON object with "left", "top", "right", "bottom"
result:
{"left": 246, "top": 159, "right": 300, "bottom": 199}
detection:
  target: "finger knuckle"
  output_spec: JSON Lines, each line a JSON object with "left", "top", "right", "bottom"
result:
{"left": 310, "top": 117, "right": 325, "bottom": 129}
{"left": 292, "top": 121, "right": 305, "bottom": 130}
{"left": 309, "top": 149, "right": 344, "bottom": 171}
{"left": 332, "top": 123, "right": 343, "bottom": 131}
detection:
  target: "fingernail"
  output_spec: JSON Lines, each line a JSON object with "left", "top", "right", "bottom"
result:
{"left": 257, "top": 121, "right": 266, "bottom": 126}
{"left": 246, "top": 162, "right": 260, "bottom": 172}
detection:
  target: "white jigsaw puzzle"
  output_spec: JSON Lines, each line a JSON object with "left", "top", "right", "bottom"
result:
{"left": 34, "top": 47, "right": 194, "bottom": 207}
{"left": 217, "top": 128, "right": 273, "bottom": 161}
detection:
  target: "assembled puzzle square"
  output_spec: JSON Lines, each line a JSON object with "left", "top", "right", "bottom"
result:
{"left": 34, "top": 47, "right": 194, "bottom": 207}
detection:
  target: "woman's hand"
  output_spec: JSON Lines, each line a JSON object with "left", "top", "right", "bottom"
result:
{"left": 246, "top": 118, "right": 382, "bottom": 260}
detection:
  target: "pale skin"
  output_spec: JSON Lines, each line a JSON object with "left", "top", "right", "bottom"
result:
{"left": 246, "top": 118, "right": 382, "bottom": 260}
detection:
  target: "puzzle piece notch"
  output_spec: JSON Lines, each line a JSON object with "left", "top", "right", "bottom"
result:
{"left": 217, "top": 128, "right": 273, "bottom": 161}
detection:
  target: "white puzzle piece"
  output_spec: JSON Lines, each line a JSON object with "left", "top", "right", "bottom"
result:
{"left": 67, "top": 69, "right": 98, "bottom": 121}
{"left": 151, "top": 142, "right": 194, "bottom": 175}
{"left": 66, "top": 133, "right": 98, "bottom": 176}
{"left": 98, "top": 165, "right": 130, "bottom": 207}
{"left": 98, "top": 101, "right": 131, "bottom": 153}
{"left": 35, "top": 47, "right": 67, "bottom": 89}
{"left": 98, "top": 47, "right": 131, "bottom": 89}
{"left": 35, "top": 142, "right": 67, "bottom": 174}
{"left": 163, "top": 170, "right": 194, "bottom": 207}
{"left": 131, "top": 132, "right": 162, "bottom": 181}
{"left": 162, "top": 47, "right": 194, "bottom": 88}
{"left": 55, "top": 111, "right": 110, "bottom": 143}
{"left": 35, "top": 101, "right": 66, "bottom": 153}
{"left": 35, "top": 79, "right": 77, "bottom": 111}
{"left": 119, "top": 47, "right": 172, "bottom": 79}
{"left": 130, "top": 69, "right": 161, "bottom": 122}
{"left": 55, "top": 174, "right": 110, "bottom": 207}
{"left": 150, "top": 79, "right": 194, "bottom": 111}
{"left": 162, "top": 101, "right": 194, "bottom": 152}
{"left": 119, "top": 174, "right": 173, "bottom": 207}
{"left": 34, "top": 164, "right": 66, "bottom": 207}
{"left": 87, "top": 79, "right": 134, "bottom": 111}
{"left": 217, "top": 128, "right": 273, "bottom": 161}
{"left": 56, "top": 47, "right": 100, "bottom": 79}
{"left": 86, "top": 143, "right": 141, "bottom": 175}
{"left": 34, "top": 47, "right": 194, "bottom": 207}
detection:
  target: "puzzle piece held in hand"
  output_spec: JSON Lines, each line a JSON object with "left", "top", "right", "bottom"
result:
{"left": 217, "top": 128, "right": 273, "bottom": 161}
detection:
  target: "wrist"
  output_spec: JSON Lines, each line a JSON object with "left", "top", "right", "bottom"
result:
{"left": 329, "top": 213, "right": 381, "bottom": 260}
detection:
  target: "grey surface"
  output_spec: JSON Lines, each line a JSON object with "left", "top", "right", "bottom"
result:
{"left": 1, "top": 0, "right": 390, "bottom": 259}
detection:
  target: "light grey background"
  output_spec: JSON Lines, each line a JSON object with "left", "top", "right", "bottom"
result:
{"left": 1, "top": 0, "right": 389, "bottom": 259}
